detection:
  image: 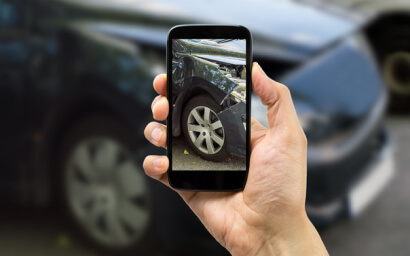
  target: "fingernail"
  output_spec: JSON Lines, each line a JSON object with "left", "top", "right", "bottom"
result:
{"left": 154, "top": 158, "right": 163, "bottom": 168}
{"left": 151, "top": 127, "right": 162, "bottom": 143}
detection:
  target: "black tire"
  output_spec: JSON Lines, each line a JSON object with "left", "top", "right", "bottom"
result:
{"left": 182, "top": 95, "right": 230, "bottom": 162}
{"left": 57, "top": 115, "right": 154, "bottom": 255}
{"left": 373, "top": 24, "right": 410, "bottom": 113}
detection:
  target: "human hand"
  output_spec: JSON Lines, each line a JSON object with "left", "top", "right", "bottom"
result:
{"left": 143, "top": 63, "right": 328, "bottom": 256}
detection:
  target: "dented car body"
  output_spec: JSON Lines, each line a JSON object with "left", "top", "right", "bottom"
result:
{"left": 171, "top": 39, "right": 247, "bottom": 158}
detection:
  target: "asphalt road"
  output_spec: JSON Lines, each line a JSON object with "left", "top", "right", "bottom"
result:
{"left": 172, "top": 135, "right": 246, "bottom": 170}
{"left": 0, "top": 116, "right": 408, "bottom": 256}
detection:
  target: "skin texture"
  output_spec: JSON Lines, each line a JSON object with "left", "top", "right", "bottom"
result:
{"left": 143, "top": 63, "right": 329, "bottom": 256}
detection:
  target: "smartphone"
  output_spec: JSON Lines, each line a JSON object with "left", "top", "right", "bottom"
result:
{"left": 167, "top": 25, "right": 252, "bottom": 191}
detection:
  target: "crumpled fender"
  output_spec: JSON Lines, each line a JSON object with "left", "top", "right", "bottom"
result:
{"left": 217, "top": 102, "right": 246, "bottom": 157}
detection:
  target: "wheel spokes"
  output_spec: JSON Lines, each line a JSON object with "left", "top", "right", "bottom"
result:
{"left": 210, "top": 120, "right": 222, "bottom": 130}
{"left": 188, "top": 124, "right": 203, "bottom": 132}
{"left": 105, "top": 208, "right": 128, "bottom": 244}
{"left": 117, "top": 160, "right": 145, "bottom": 198}
{"left": 66, "top": 137, "right": 150, "bottom": 247}
{"left": 203, "top": 107, "right": 211, "bottom": 124}
{"left": 188, "top": 106, "right": 225, "bottom": 155}
{"left": 194, "top": 133, "right": 206, "bottom": 148}
{"left": 211, "top": 132, "right": 224, "bottom": 146}
{"left": 85, "top": 198, "right": 105, "bottom": 227}
{"left": 205, "top": 135, "right": 215, "bottom": 154}
{"left": 191, "top": 109, "right": 204, "bottom": 125}
{"left": 73, "top": 144, "right": 95, "bottom": 181}
{"left": 69, "top": 179, "right": 95, "bottom": 207}
{"left": 94, "top": 140, "right": 119, "bottom": 174}
{"left": 119, "top": 199, "right": 146, "bottom": 233}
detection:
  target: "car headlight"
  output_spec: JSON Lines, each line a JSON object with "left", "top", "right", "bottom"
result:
{"left": 297, "top": 111, "right": 331, "bottom": 143}
{"left": 294, "top": 100, "right": 359, "bottom": 145}
{"left": 224, "top": 74, "right": 246, "bottom": 103}
{"left": 218, "top": 64, "right": 247, "bottom": 103}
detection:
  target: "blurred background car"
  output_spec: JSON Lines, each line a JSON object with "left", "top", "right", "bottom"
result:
{"left": 0, "top": 0, "right": 406, "bottom": 255}
{"left": 310, "top": 0, "right": 410, "bottom": 112}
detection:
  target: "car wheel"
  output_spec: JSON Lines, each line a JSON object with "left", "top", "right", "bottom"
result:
{"left": 377, "top": 25, "right": 410, "bottom": 112}
{"left": 58, "top": 115, "right": 152, "bottom": 254}
{"left": 182, "top": 95, "right": 229, "bottom": 162}
{"left": 383, "top": 51, "right": 410, "bottom": 112}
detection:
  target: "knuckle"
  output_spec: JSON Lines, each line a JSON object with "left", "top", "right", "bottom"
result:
{"left": 277, "top": 83, "right": 290, "bottom": 97}
{"left": 281, "top": 124, "right": 306, "bottom": 146}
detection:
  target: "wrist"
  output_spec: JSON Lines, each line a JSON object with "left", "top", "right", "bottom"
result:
{"left": 252, "top": 212, "right": 328, "bottom": 256}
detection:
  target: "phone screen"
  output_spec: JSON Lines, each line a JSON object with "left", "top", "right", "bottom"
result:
{"left": 171, "top": 38, "right": 247, "bottom": 171}
{"left": 167, "top": 26, "right": 251, "bottom": 190}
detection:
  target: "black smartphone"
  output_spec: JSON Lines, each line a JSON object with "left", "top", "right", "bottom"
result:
{"left": 166, "top": 25, "right": 252, "bottom": 191}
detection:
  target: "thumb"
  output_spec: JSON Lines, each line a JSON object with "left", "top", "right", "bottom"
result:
{"left": 251, "top": 62, "right": 300, "bottom": 129}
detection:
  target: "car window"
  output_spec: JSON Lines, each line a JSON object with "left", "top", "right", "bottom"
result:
{"left": 0, "top": 0, "right": 22, "bottom": 30}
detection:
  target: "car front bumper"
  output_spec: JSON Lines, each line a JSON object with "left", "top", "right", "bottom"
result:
{"left": 306, "top": 127, "right": 394, "bottom": 226}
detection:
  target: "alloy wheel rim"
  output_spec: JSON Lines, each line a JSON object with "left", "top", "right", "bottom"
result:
{"left": 187, "top": 106, "right": 225, "bottom": 155}
{"left": 65, "top": 137, "right": 149, "bottom": 247}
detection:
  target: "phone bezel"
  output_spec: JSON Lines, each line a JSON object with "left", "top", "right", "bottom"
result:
{"left": 166, "top": 25, "right": 252, "bottom": 191}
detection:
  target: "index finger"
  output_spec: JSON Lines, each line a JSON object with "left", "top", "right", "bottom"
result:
{"left": 153, "top": 74, "right": 167, "bottom": 96}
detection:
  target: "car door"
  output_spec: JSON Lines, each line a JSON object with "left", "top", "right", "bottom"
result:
{"left": 0, "top": 0, "right": 27, "bottom": 157}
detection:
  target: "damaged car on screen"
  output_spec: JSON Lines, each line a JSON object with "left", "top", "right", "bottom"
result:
{"left": 171, "top": 39, "right": 247, "bottom": 161}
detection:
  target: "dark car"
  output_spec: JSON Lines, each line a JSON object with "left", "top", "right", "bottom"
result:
{"left": 0, "top": 0, "right": 394, "bottom": 255}
{"left": 172, "top": 39, "right": 247, "bottom": 161}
